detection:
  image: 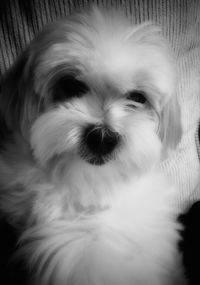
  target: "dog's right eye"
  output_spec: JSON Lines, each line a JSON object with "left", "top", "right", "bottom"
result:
{"left": 126, "top": 91, "right": 147, "bottom": 105}
{"left": 52, "top": 76, "right": 89, "bottom": 102}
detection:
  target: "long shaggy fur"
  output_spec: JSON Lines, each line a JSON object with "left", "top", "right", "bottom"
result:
{"left": 0, "top": 7, "right": 185, "bottom": 285}
{"left": 20, "top": 173, "right": 183, "bottom": 285}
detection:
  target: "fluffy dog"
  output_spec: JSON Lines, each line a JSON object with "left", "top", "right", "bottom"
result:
{"left": 0, "top": 7, "right": 185, "bottom": 285}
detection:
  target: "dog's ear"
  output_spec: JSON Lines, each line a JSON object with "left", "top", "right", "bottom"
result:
{"left": 158, "top": 93, "right": 182, "bottom": 152}
{"left": 126, "top": 21, "right": 182, "bottom": 151}
{"left": 0, "top": 51, "right": 38, "bottom": 134}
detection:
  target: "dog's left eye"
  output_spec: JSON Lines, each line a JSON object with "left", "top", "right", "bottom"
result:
{"left": 126, "top": 91, "right": 147, "bottom": 105}
{"left": 52, "top": 76, "right": 89, "bottom": 102}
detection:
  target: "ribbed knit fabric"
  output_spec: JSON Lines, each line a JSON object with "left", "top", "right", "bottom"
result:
{"left": 0, "top": 0, "right": 199, "bottom": 210}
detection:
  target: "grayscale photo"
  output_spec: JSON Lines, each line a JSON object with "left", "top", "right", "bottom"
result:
{"left": 0, "top": 1, "right": 200, "bottom": 284}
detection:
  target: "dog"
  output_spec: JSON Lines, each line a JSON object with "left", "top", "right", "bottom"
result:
{"left": 0, "top": 7, "right": 186, "bottom": 285}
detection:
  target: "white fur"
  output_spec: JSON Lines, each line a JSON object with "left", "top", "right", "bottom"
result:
{"left": 0, "top": 7, "right": 185, "bottom": 285}
{"left": 20, "top": 172, "right": 184, "bottom": 285}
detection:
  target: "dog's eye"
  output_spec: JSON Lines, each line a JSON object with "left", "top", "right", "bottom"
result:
{"left": 52, "top": 76, "right": 89, "bottom": 102}
{"left": 126, "top": 91, "right": 147, "bottom": 105}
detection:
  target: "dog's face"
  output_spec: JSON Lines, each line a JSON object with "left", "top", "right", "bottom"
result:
{"left": 1, "top": 8, "right": 181, "bottom": 181}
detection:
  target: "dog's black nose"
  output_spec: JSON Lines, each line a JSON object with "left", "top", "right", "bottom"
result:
{"left": 83, "top": 124, "right": 120, "bottom": 158}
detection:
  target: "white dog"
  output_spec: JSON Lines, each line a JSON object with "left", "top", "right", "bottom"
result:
{"left": 0, "top": 7, "right": 186, "bottom": 285}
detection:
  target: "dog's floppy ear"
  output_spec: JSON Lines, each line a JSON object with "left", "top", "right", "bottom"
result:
{"left": 0, "top": 51, "right": 38, "bottom": 134}
{"left": 159, "top": 93, "right": 182, "bottom": 151}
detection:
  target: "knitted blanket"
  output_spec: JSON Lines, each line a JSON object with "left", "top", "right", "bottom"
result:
{"left": 0, "top": 0, "right": 199, "bottom": 210}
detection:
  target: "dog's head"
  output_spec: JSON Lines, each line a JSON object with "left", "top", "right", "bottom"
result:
{"left": 1, "top": 8, "right": 181, "bottom": 179}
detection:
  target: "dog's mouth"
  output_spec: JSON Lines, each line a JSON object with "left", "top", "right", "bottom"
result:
{"left": 80, "top": 154, "right": 111, "bottom": 166}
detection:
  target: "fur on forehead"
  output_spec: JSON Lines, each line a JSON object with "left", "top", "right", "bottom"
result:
{"left": 34, "top": 8, "right": 175, "bottom": 100}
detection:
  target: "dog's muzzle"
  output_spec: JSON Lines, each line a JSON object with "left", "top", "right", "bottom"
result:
{"left": 80, "top": 124, "right": 121, "bottom": 165}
